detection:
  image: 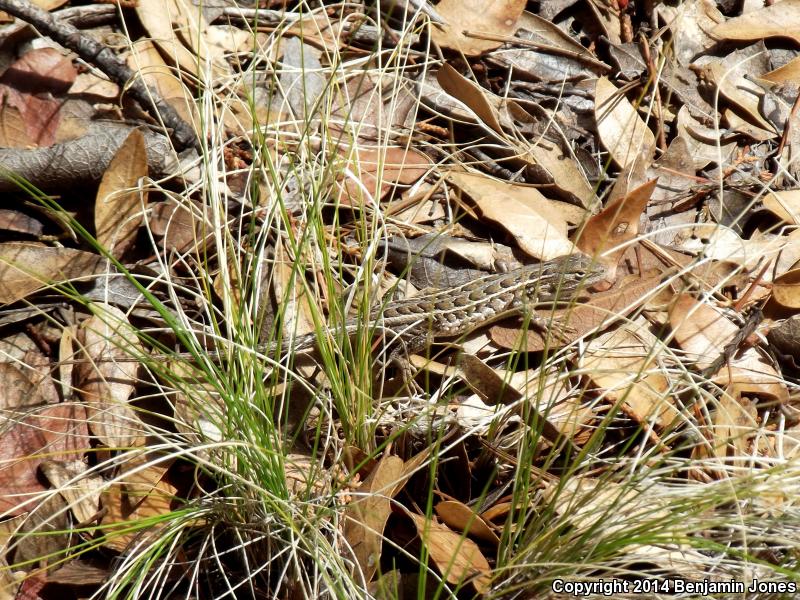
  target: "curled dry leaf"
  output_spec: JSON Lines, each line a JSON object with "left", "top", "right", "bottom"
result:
{"left": 697, "top": 46, "right": 776, "bottom": 135}
{"left": 75, "top": 303, "right": 145, "bottom": 448}
{"left": 467, "top": 180, "right": 574, "bottom": 260}
{"left": 721, "top": 351, "right": 786, "bottom": 402}
{"left": 594, "top": 77, "right": 656, "bottom": 169}
{"left": 407, "top": 512, "right": 491, "bottom": 594}
{"left": 135, "top": 0, "right": 230, "bottom": 81}
{"left": 436, "top": 65, "right": 595, "bottom": 206}
{"left": 95, "top": 129, "right": 148, "bottom": 258}
{"left": 0, "top": 209, "right": 44, "bottom": 236}
{"left": 437, "top": 63, "right": 507, "bottom": 133}
{"left": 128, "top": 39, "right": 199, "bottom": 133}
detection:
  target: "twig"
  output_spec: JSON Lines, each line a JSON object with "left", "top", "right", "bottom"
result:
{"left": 0, "top": 0, "right": 198, "bottom": 151}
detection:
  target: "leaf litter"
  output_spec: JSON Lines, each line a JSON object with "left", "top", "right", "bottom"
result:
{"left": 0, "top": 0, "right": 799, "bottom": 596}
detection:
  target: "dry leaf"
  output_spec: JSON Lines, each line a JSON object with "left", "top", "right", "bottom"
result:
{"left": 343, "top": 453, "right": 405, "bottom": 582}
{"left": 764, "top": 190, "right": 800, "bottom": 225}
{"left": 595, "top": 77, "right": 656, "bottom": 169}
{"left": 338, "top": 145, "right": 430, "bottom": 205}
{"left": 711, "top": 0, "right": 800, "bottom": 45}
{"left": 0, "top": 48, "right": 77, "bottom": 147}
{"left": 0, "top": 209, "right": 44, "bottom": 236}
{"left": 430, "top": 0, "right": 527, "bottom": 56}
{"left": 668, "top": 294, "right": 737, "bottom": 371}
{"left": 407, "top": 512, "right": 491, "bottom": 594}
{"left": 128, "top": 39, "right": 199, "bottom": 131}
{"left": 135, "top": 0, "right": 230, "bottom": 81}
{"left": 148, "top": 199, "right": 210, "bottom": 254}
{"left": 577, "top": 179, "right": 657, "bottom": 273}
{"left": 95, "top": 129, "right": 148, "bottom": 257}
{"left": 75, "top": 303, "right": 145, "bottom": 448}
{"left": 468, "top": 182, "right": 574, "bottom": 260}
{"left": 0, "top": 404, "right": 90, "bottom": 515}
{"left": 437, "top": 63, "right": 506, "bottom": 134}
{"left": 697, "top": 46, "right": 777, "bottom": 135}
{"left": 0, "top": 99, "right": 28, "bottom": 148}
{"left": 99, "top": 453, "right": 177, "bottom": 552}
{"left": 445, "top": 169, "right": 587, "bottom": 225}
{"left": 435, "top": 500, "right": 500, "bottom": 545}
{"left": 582, "top": 327, "right": 678, "bottom": 430}
{"left": 39, "top": 459, "right": 104, "bottom": 524}
{"left": 773, "top": 268, "right": 800, "bottom": 308}
{"left": 0, "top": 242, "right": 106, "bottom": 304}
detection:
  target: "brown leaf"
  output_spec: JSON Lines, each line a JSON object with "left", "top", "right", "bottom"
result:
{"left": 95, "top": 129, "right": 148, "bottom": 257}
{"left": 697, "top": 45, "right": 777, "bottom": 135}
{"left": 0, "top": 242, "right": 106, "bottom": 304}
{"left": 0, "top": 48, "right": 77, "bottom": 147}
{"left": 437, "top": 63, "right": 505, "bottom": 133}
{"left": 668, "top": 294, "right": 737, "bottom": 371}
{"left": 0, "top": 209, "right": 44, "bottom": 236}
{"left": 407, "top": 512, "right": 491, "bottom": 594}
{"left": 0, "top": 404, "right": 90, "bottom": 515}
{"left": 128, "top": 39, "right": 199, "bottom": 129}
{"left": 99, "top": 453, "right": 177, "bottom": 552}
{"left": 0, "top": 362, "right": 40, "bottom": 409}
{"left": 148, "top": 199, "right": 211, "bottom": 254}
{"left": 0, "top": 98, "right": 27, "bottom": 148}
{"left": 435, "top": 500, "right": 500, "bottom": 545}
{"left": 135, "top": 0, "right": 229, "bottom": 81}
{"left": 594, "top": 76, "right": 656, "bottom": 169}
{"left": 577, "top": 179, "right": 657, "bottom": 273}
{"left": 430, "top": 0, "right": 527, "bottom": 56}
{"left": 772, "top": 268, "right": 800, "bottom": 308}
{"left": 343, "top": 453, "right": 405, "bottom": 582}
{"left": 39, "top": 459, "right": 104, "bottom": 524}
{"left": 711, "top": 0, "right": 800, "bottom": 45}
{"left": 461, "top": 174, "right": 574, "bottom": 260}
{"left": 75, "top": 303, "right": 145, "bottom": 448}
{"left": 338, "top": 145, "right": 430, "bottom": 205}
{"left": 445, "top": 169, "right": 587, "bottom": 225}
{"left": 582, "top": 327, "right": 678, "bottom": 430}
